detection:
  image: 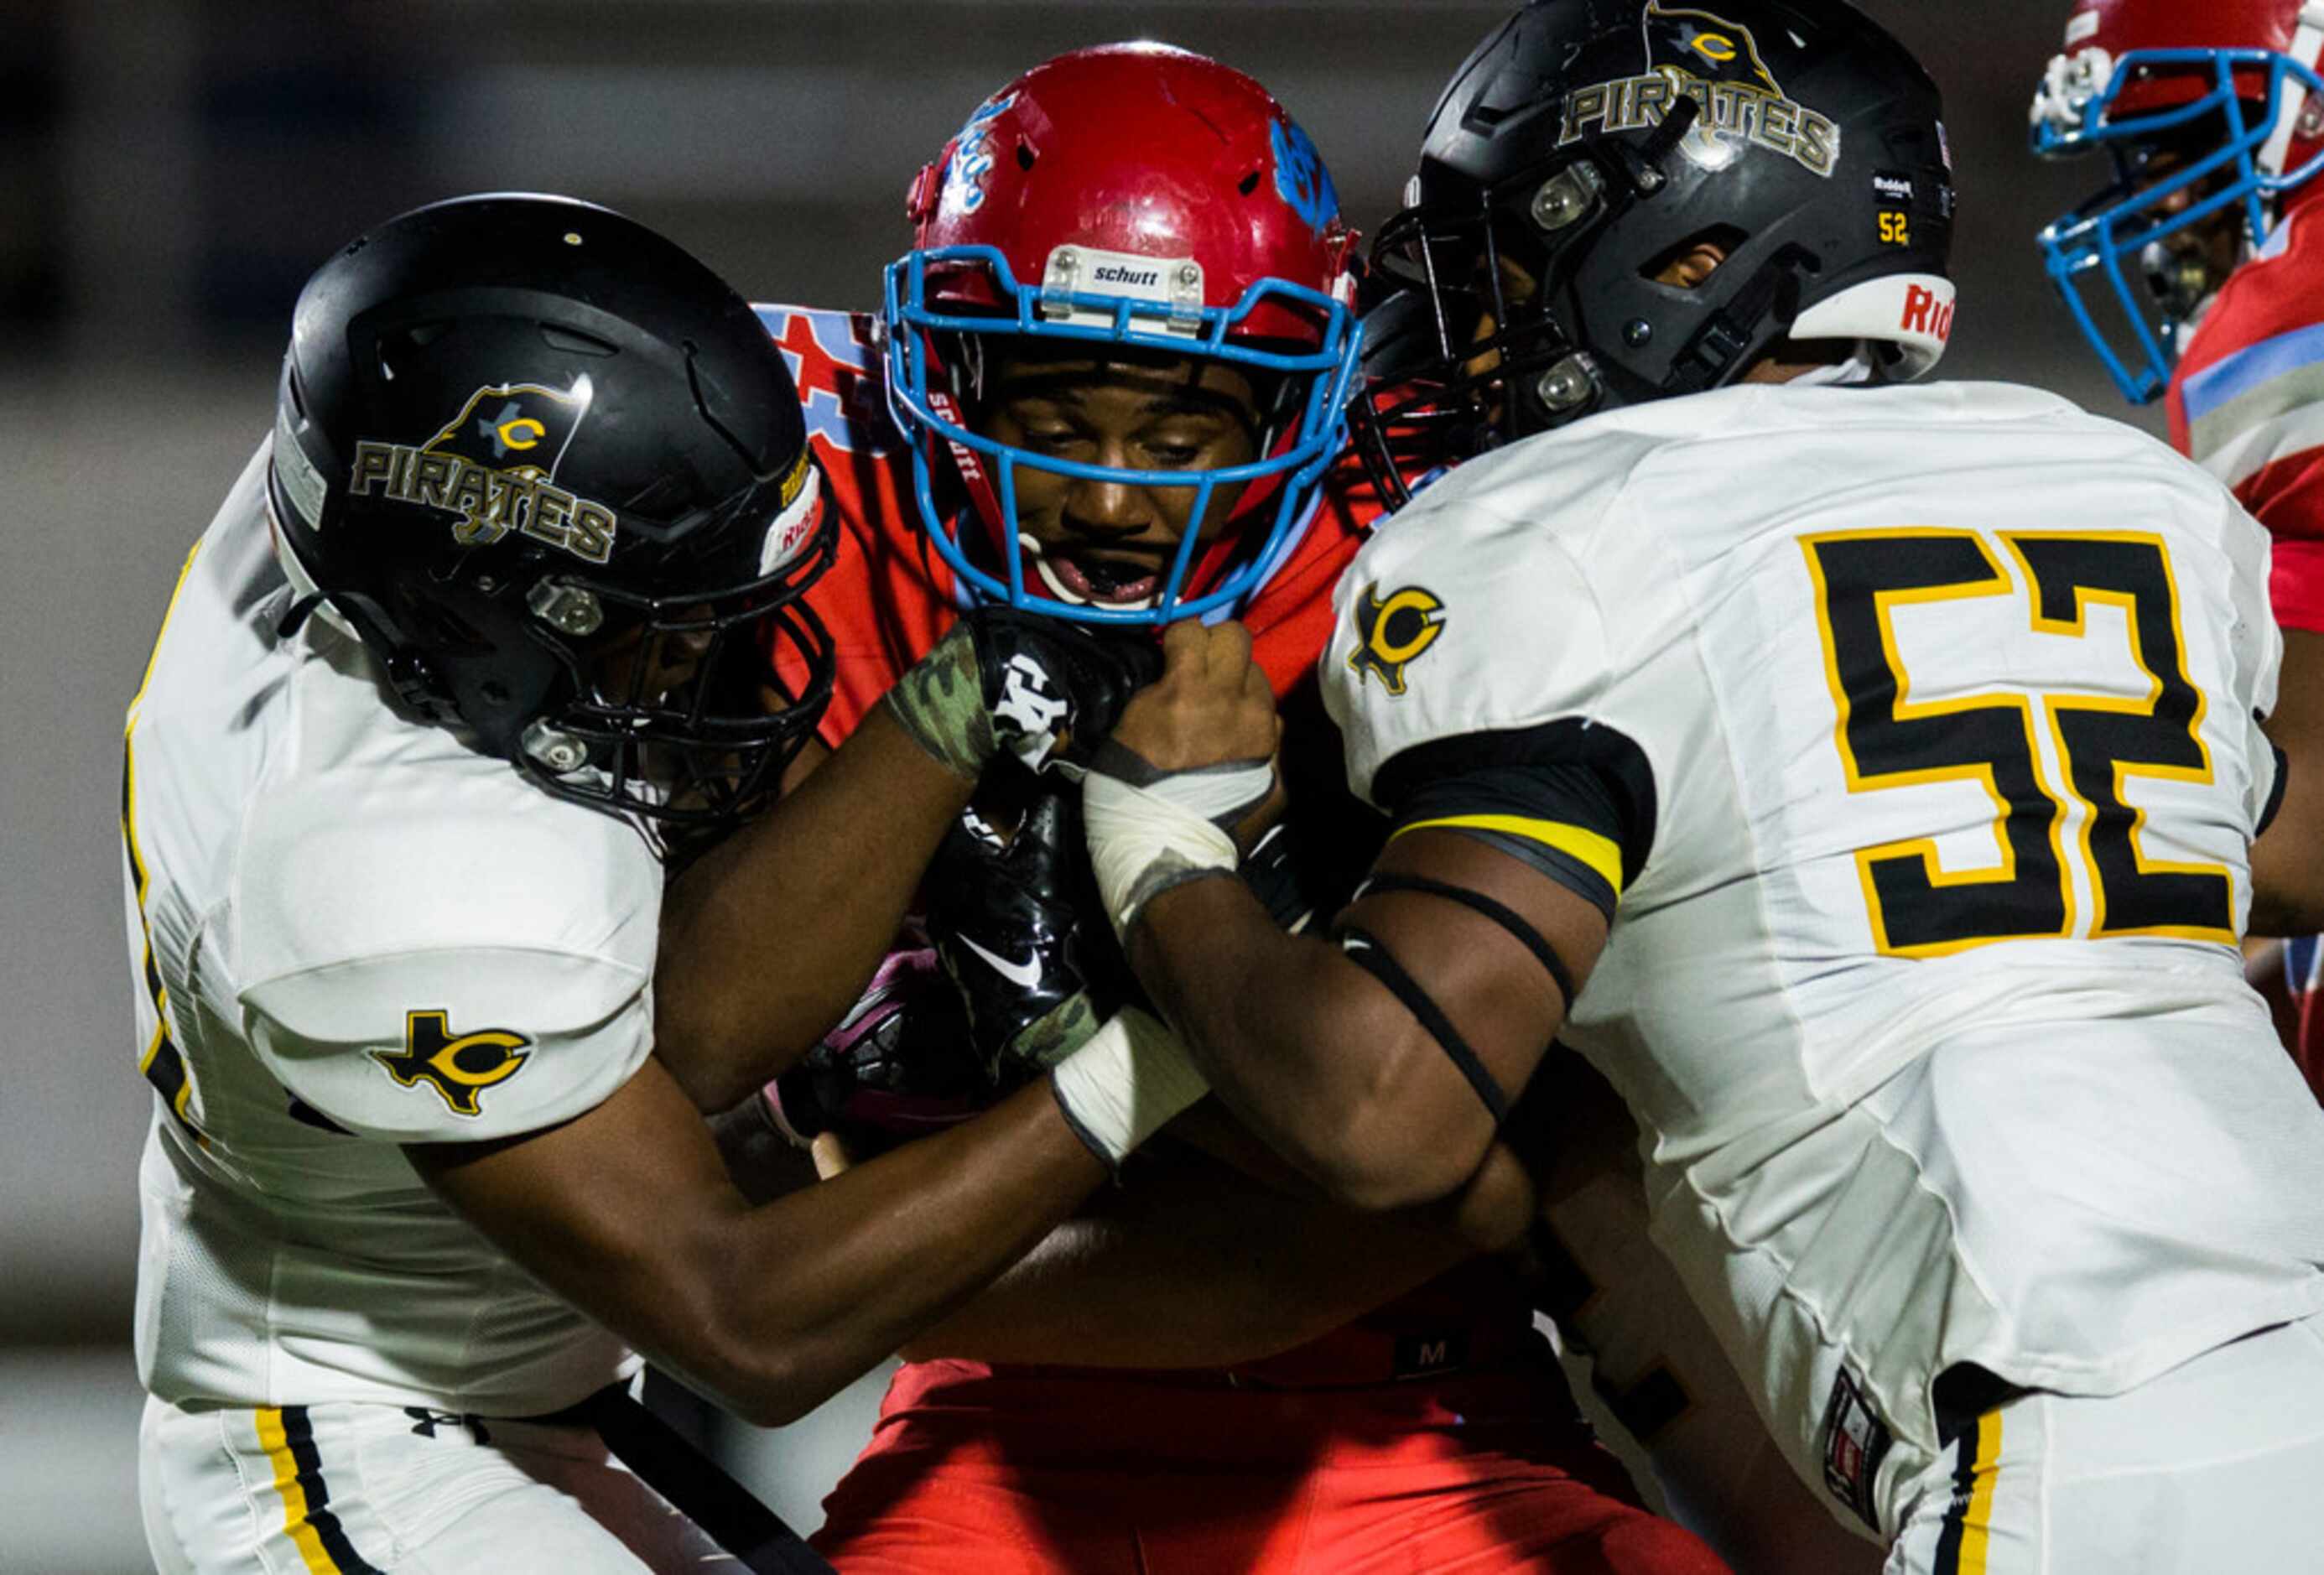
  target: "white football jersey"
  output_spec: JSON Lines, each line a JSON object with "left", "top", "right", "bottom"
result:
{"left": 126, "top": 443, "right": 658, "bottom": 1416}
{"left": 1324, "top": 381, "right": 2324, "bottom": 1536}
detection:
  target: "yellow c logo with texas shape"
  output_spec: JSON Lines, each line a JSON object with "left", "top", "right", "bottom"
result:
{"left": 1349, "top": 583, "right": 1447, "bottom": 697}
{"left": 373, "top": 1011, "right": 533, "bottom": 1118}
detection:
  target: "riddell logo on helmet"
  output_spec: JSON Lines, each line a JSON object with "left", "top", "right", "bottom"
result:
{"left": 1559, "top": 0, "right": 1841, "bottom": 179}
{"left": 348, "top": 381, "right": 619, "bottom": 565}
{"left": 1900, "top": 283, "right": 1955, "bottom": 341}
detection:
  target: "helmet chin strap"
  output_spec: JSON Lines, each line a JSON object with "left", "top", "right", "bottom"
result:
{"left": 277, "top": 583, "right": 451, "bottom": 724}
{"left": 265, "top": 484, "right": 460, "bottom": 725}
{"left": 2259, "top": 3, "right": 2324, "bottom": 185}
{"left": 926, "top": 376, "right": 1010, "bottom": 554}
{"left": 1660, "top": 251, "right": 1808, "bottom": 397}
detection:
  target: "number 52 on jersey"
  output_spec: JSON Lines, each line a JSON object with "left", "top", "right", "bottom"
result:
{"left": 1801, "top": 528, "right": 2239, "bottom": 957}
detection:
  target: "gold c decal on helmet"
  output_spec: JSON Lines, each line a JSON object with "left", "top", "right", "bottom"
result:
{"left": 495, "top": 414, "right": 548, "bottom": 452}
{"left": 1349, "top": 584, "right": 1447, "bottom": 697}
{"left": 1688, "top": 31, "right": 1739, "bottom": 65}
{"left": 373, "top": 1011, "right": 533, "bottom": 1117}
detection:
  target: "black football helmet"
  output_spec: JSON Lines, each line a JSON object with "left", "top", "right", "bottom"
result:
{"left": 268, "top": 194, "right": 834, "bottom": 842}
{"left": 1355, "top": 0, "right": 1957, "bottom": 496}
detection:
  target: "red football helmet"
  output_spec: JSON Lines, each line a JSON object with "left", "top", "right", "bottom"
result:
{"left": 882, "top": 44, "right": 1364, "bottom": 626}
{"left": 2034, "top": 0, "right": 2324, "bottom": 400}
{"left": 2046, "top": 0, "right": 2324, "bottom": 122}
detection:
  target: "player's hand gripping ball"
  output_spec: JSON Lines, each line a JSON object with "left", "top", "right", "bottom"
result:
{"left": 926, "top": 786, "right": 1116, "bottom": 1080}
{"left": 764, "top": 948, "right": 997, "bottom": 1153}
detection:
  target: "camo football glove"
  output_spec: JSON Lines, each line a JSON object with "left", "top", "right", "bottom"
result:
{"left": 881, "top": 607, "right": 1162, "bottom": 779}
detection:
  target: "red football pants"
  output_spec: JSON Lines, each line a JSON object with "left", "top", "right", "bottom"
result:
{"left": 811, "top": 1351, "right": 1729, "bottom": 1574}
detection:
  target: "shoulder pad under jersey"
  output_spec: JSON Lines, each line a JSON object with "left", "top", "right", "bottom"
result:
{"left": 234, "top": 753, "right": 661, "bottom": 1141}
{"left": 1323, "top": 428, "right": 1645, "bottom": 808}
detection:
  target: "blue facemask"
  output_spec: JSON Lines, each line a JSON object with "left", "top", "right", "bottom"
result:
{"left": 881, "top": 243, "right": 1363, "bottom": 626}
{"left": 2035, "top": 45, "right": 2324, "bottom": 404}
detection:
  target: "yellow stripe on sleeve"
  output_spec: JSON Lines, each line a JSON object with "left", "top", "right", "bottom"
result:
{"left": 126, "top": 541, "right": 204, "bottom": 727}
{"left": 1393, "top": 814, "right": 1625, "bottom": 896}
{"left": 255, "top": 1407, "right": 339, "bottom": 1574}
{"left": 1958, "top": 1408, "right": 2003, "bottom": 1574}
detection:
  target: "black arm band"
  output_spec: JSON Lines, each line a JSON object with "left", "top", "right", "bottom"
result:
{"left": 1357, "top": 872, "right": 1578, "bottom": 1008}
{"left": 1334, "top": 923, "right": 1513, "bottom": 1125}
{"left": 2259, "top": 736, "right": 2290, "bottom": 839}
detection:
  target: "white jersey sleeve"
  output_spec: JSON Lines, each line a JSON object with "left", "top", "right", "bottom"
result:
{"left": 1323, "top": 434, "right": 1640, "bottom": 810}
{"left": 235, "top": 775, "right": 659, "bottom": 1143}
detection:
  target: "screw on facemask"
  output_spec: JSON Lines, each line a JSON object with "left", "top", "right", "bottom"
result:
{"left": 529, "top": 580, "right": 606, "bottom": 638}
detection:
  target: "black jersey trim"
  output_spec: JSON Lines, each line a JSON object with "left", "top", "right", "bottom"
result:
{"left": 2259, "top": 734, "right": 2290, "bottom": 839}
{"left": 1372, "top": 720, "right": 1657, "bottom": 888}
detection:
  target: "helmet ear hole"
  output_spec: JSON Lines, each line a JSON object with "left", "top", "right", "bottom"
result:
{"left": 1238, "top": 169, "right": 1263, "bottom": 197}
{"left": 1637, "top": 226, "right": 1751, "bottom": 286}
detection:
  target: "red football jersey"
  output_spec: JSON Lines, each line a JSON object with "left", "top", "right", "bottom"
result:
{"left": 2169, "top": 205, "right": 2324, "bottom": 632}
{"left": 754, "top": 304, "right": 1384, "bottom": 744}
{"left": 751, "top": 300, "right": 1543, "bottom": 1367}
{"left": 2167, "top": 217, "right": 2324, "bottom": 1103}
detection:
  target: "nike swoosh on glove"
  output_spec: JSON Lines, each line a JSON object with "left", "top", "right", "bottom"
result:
{"left": 926, "top": 787, "right": 1116, "bottom": 1080}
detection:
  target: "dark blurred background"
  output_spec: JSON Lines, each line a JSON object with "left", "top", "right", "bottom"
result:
{"left": 0, "top": 2, "right": 2134, "bottom": 1567}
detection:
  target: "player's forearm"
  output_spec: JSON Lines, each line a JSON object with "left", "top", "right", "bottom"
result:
{"left": 2250, "top": 808, "right": 2324, "bottom": 934}
{"left": 1131, "top": 876, "right": 1491, "bottom": 1210}
{"left": 657, "top": 704, "right": 975, "bottom": 1111}
{"left": 419, "top": 1042, "right": 1158, "bottom": 1432}
{"left": 898, "top": 1145, "right": 1475, "bottom": 1368}
{"left": 2252, "top": 628, "right": 2324, "bottom": 935}
{"left": 2248, "top": 751, "right": 2324, "bottom": 934}
{"left": 677, "top": 1077, "right": 1109, "bottom": 1425}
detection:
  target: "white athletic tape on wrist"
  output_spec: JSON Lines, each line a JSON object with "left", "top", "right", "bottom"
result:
{"left": 1133, "top": 758, "right": 1276, "bottom": 824}
{"left": 1048, "top": 1007, "right": 1209, "bottom": 1167}
{"left": 1084, "top": 767, "right": 1261, "bottom": 942}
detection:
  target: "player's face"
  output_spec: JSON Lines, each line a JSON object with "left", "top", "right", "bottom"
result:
{"left": 590, "top": 614, "right": 715, "bottom": 707}
{"left": 1438, "top": 252, "right": 1547, "bottom": 435}
{"left": 2128, "top": 141, "right": 2248, "bottom": 315}
{"left": 1466, "top": 253, "right": 1542, "bottom": 385}
{"left": 976, "top": 349, "right": 1265, "bottom": 612}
